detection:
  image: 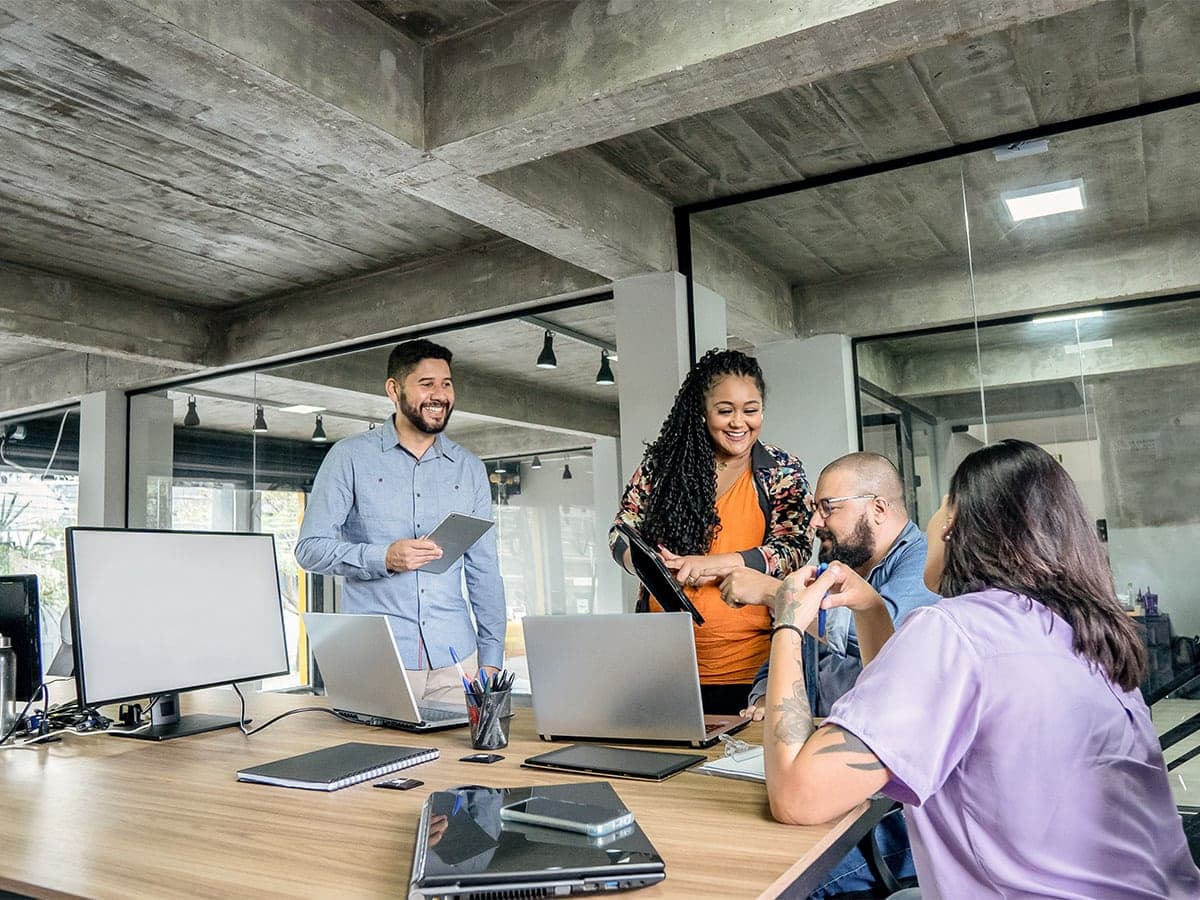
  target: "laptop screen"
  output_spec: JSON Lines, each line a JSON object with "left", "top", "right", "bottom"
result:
{"left": 411, "top": 782, "right": 664, "bottom": 896}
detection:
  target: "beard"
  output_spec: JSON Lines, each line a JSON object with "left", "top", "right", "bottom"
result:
{"left": 399, "top": 391, "right": 453, "bottom": 434}
{"left": 816, "top": 514, "right": 874, "bottom": 570}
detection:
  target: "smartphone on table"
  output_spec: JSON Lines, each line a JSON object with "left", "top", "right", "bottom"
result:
{"left": 500, "top": 797, "right": 634, "bottom": 836}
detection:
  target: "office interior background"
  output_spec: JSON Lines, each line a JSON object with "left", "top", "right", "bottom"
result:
{"left": 0, "top": 0, "right": 1197, "bottom": 786}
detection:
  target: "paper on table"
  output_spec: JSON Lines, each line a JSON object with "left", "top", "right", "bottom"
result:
{"left": 695, "top": 745, "right": 765, "bottom": 783}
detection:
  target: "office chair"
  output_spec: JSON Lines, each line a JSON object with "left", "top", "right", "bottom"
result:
{"left": 827, "top": 801, "right": 918, "bottom": 899}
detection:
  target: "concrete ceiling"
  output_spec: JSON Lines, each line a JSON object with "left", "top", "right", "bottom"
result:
{"left": 353, "top": 1, "right": 542, "bottom": 45}
{"left": 0, "top": 0, "right": 1196, "bottom": 451}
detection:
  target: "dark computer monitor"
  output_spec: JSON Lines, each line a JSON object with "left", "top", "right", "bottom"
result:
{"left": 66, "top": 527, "right": 290, "bottom": 741}
{"left": 0, "top": 574, "right": 43, "bottom": 702}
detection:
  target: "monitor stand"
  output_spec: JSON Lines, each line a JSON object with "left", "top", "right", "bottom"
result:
{"left": 109, "top": 692, "right": 244, "bottom": 741}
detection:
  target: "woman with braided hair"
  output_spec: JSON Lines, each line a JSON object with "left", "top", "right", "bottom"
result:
{"left": 609, "top": 348, "right": 814, "bottom": 714}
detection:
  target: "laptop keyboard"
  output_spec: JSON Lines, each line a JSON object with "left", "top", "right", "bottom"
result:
{"left": 418, "top": 705, "right": 467, "bottom": 723}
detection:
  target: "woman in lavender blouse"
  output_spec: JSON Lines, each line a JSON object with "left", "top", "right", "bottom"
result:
{"left": 738, "top": 439, "right": 1199, "bottom": 899}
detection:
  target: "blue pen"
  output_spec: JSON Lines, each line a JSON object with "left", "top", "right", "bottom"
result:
{"left": 813, "top": 563, "right": 829, "bottom": 638}
{"left": 449, "top": 645, "right": 474, "bottom": 696}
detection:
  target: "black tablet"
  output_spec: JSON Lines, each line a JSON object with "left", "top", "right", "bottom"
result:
{"left": 614, "top": 523, "right": 704, "bottom": 626}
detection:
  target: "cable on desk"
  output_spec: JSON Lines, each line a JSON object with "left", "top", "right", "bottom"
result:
{"left": 231, "top": 683, "right": 355, "bottom": 736}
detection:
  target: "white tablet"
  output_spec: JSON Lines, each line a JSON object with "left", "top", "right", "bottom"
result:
{"left": 421, "top": 513, "right": 495, "bottom": 574}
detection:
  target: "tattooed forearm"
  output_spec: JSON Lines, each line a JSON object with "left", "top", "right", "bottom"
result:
{"left": 813, "top": 726, "right": 885, "bottom": 771}
{"left": 772, "top": 677, "right": 815, "bottom": 745}
{"left": 773, "top": 578, "right": 804, "bottom": 626}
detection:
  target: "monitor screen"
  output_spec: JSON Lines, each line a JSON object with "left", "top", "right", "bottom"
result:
{"left": 0, "top": 575, "right": 42, "bottom": 702}
{"left": 67, "top": 529, "right": 289, "bottom": 712}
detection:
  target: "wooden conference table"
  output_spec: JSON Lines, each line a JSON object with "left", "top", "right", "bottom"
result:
{"left": 0, "top": 690, "right": 885, "bottom": 899}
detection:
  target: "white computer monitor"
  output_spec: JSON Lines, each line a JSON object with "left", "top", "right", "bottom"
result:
{"left": 66, "top": 527, "right": 290, "bottom": 740}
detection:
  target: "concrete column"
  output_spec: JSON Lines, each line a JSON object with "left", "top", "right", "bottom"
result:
{"left": 613, "top": 271, "right": 726, "bottom": 480}
{"left": 77, "top": 390, "right": 127, "bottom": 527}
{"left": 127, "top": 393, "right": 175, "bottom": 528}
{"left": 755, "top": 335, "right": 859, "bottom": 479}
{"left": 590, "top": 436, "right": 634, "bottom": 613}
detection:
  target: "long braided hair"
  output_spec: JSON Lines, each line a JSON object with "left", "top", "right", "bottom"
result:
{"left": 636, "top": 349, "right": 766, "bottom": 556}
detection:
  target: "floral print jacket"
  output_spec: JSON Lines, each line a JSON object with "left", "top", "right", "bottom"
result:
{"left": 609, "top": 441, "right": 814, "bottom": 579}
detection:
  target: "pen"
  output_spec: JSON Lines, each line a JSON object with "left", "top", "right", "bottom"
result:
{"left": 813, "top": 563, "right": 829, "bottom": 638}
{"left": 449, "top": 645, "right": 474, "bottom": 698}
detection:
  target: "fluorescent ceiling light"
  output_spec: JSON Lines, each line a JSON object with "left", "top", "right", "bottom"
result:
{"left": 1064, "top": 339, "right": 1113, "bottom": 355}
{"left": 1032, "top": 310, "right": 1104, "bottom": 325}
{"left": 1002, "top": 179, "right": 1085, "bottom": 222}
{"left": 278, "top": 404, "right": 326, "bottom": 414}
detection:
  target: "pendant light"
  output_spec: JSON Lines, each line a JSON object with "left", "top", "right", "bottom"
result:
{"left": 251, "top": 404, "right": 269, "bottom": 434}
{"left": 595, "top": 350, "right": 615, "bottom": 385}
{"left": 183, "top": 395, "right": 200, "bottom": 427}
{"left": 536, "top": 330, "right": 557, "bottom": 369}
{"left": 311, "top": 415, "right": 327, "bottom": 443}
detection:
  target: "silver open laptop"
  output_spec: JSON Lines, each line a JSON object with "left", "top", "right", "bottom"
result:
{"left": 303, "top": 612, "right": 469, "bottom": 733}
{"left": 522, "top": 612, "right": 749, "bottom": 748}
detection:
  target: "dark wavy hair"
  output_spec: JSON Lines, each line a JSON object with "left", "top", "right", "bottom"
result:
{"left": 635, "top": 348, "right": 766, "bottom": 556}
{"left": 942, "top": 439, "right": 1146, "bottom": 691}
{"left": 387, "top": 339, "right": 452, "bottom": 383}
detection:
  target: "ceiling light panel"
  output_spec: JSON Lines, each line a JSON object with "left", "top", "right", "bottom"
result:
{"left": 1002, "top": 179, "right": 1085, "bottom": 222}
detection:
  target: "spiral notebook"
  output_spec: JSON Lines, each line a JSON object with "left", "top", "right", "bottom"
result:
{"left": 237, "top": 741, "right": 438, "bottom": 791}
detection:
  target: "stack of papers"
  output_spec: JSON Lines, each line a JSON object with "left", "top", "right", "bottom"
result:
{"left": 695, "top": 745, "right": 765, "bottom": 783}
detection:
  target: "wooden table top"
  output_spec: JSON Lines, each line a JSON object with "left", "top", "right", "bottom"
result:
{"left": 0, "top": 689, "right": 873, "bottom": 899}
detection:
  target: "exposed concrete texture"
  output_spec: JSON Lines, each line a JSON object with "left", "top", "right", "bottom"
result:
{"left": 267, "top": 355, "right": 620, "bottom": 439}
{"left": 403, "top": 149, "right": 675, "bottom": 278}
{"left": 756, "top": 334, "right": 857, "bottom": 479}
{"left": 0, "top": 352, "right": 185, "bottom": 419}
{"left": 797, "top": 230, "right": 1200, "bottom": 337}
{"left": 888, "top": 321, "right": 1200, "bottom": 398}
{"left": 613, "top": 272, "right": 693, "bottom": 479}
{"left": 0, "top": 264, "right": 210, "bottom": 366}
{"left": 452, "top": 424, "right": 596, "bottom": 459}
{"left": 215, "top": 239, "right": 607, "bottom": 367}
{"left": 1092, "top": 362, "right": 1200, "bottom": 529}
{"left": 854, "top": 343, "right": 906, "bottom": 396}
{"left": 131, "top": 0, "right": 424, "bottom": 148}
{"left": 692, "top": 224, "right": 794, "bottom": 346}
{"left": 426, "top": 0, "right": 1105, "bottom": 174}
{"left": 77, "top": 390, "right": 127, "bottom": 527}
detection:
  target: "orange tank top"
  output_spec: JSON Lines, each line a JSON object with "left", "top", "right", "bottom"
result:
{"left": 649, "top": 468, "right": 771, "bottom": 684}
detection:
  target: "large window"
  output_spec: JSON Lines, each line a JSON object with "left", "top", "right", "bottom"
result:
{"left": 0, "top": 407, "right": 80, "bottom": 670}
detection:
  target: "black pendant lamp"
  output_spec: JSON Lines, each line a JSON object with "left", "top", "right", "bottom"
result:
{"left": 311, "top": 415, "right": 327, "bottom": 443}
{"left": 251, "top": 404, "right": 269, "bottom": 434}
{"left": 183, "top": 395, "right": 200, "bottom": 427}
{"left": 595, "top": 350, "right": 615, "bottom": 385}
{"left": 562, "top": 463, "right": 573, "bottom": 480}
{"left": 536, "top": 330, "right": 557, "bottom": 369}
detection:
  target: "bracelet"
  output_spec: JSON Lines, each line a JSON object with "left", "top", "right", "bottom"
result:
{"left": 771, "top": 624, "right": 804, "bottom": 639}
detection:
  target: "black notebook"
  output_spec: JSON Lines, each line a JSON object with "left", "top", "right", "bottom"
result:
{"left": 237, "top": 741, "right": 438, "bottom": 791}
{"left": 522, "top": 744, "right": 704, "bottom": 782}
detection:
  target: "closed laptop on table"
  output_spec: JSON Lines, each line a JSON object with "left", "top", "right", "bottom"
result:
{"left": 409, "top": 781, "right": 665, "bottom": 899}
{"left": 522, "top": 612, "right": 748, "bottom": 748}
{"left": 303, "top": 612, "right": 469, "bottom": 732}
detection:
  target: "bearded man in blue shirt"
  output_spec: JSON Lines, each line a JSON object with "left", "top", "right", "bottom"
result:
{"left": 296, "top": 339, "right": 505, "bottom": 703}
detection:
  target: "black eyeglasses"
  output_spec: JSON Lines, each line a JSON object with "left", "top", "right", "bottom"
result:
{"left": 816, "top": 494, "right": 880, "bottom": 518}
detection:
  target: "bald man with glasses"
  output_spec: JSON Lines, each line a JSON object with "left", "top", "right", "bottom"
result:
{"left": 722, "top": 452, "right": 938, "bottom": 718}
{"left": 720, "top": 452, "right": 938, "bottom": 898}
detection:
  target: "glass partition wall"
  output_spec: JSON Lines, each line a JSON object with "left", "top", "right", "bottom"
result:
{"left": 127, "top": 296, "right": 620, "bottom": 693}
{"left": 687, "top": 98, "right": 1200, "bottom": 804}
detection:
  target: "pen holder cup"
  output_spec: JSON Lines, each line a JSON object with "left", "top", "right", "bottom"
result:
{"left": 467, "top": 689, "right": 513, "bottom": 750}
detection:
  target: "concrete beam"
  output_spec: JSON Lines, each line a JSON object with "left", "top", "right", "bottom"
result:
{"left": 216, "top": 239, "right": 608, "bottom": 367}
{"left": 130, "top": 0, "right": 424, "bottom": 148}
{"left": 426, "top": 0, "right": 1104, "bottom": 174}
{"left": 0, "top": 351, "right": 184, "bottom": 419}
{"left": 692, "top": 224, "right": 794, "bottom": 345}
{"left": 0, "top": 263, "right": 211, "bottom": 366}
{"left": 892, "top": 323, "right": 1200, "bottom": 398}
{"left": 797, "top": 230, "right": 1200, "bottom": 337}
{"left": 452, "top": 425, "right": 595, "bottom": 461}
{"left": 3, "top": 0, "right": 427, "bottom": 178}
{"left": 269, "top": 353, "right": 619, "bottom": 439}
{"left": 398, "top": 150, "right": 676, "bottom": 279}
